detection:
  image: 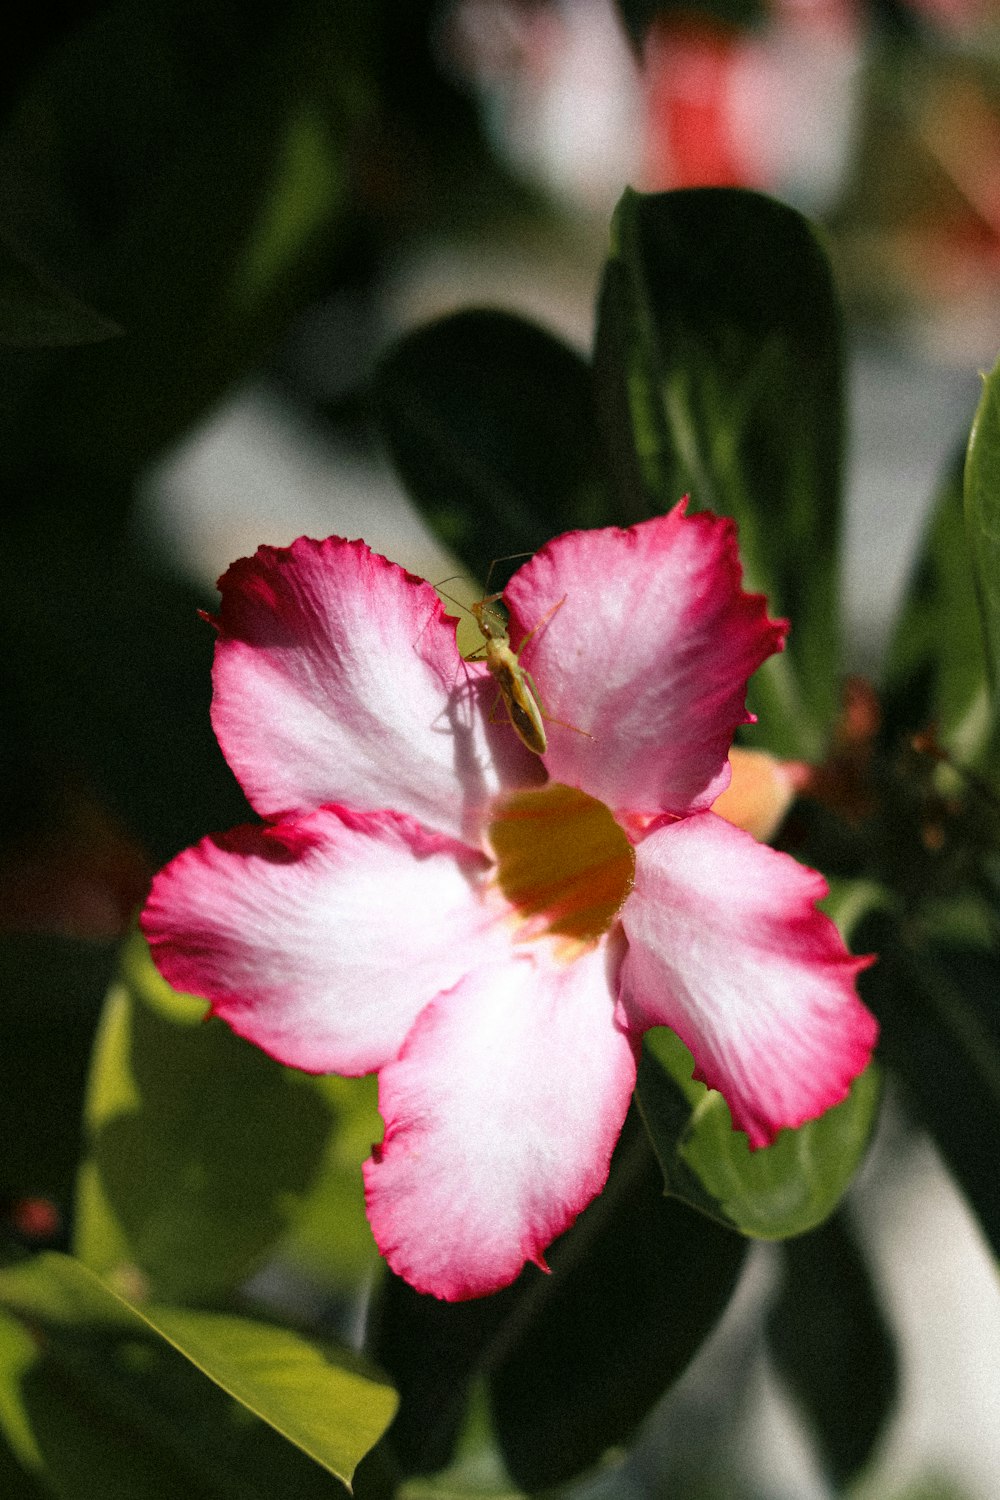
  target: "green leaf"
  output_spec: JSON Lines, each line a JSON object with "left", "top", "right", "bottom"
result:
{"left": 277, "top": 1073, "right": 383, "bottom": 1291}
{"left": 0, "top": 236, "right": 120, "bottom": 348}
{"left": 884, "top": 445, "right": 993, "bottom": 770}
{"left": 364, "top": 1114, "right": 745, "bottom": 1492}
{"left": 0, "top": 935, "right": 114, "bottom": 1206}
{"left": 767, "top": 1211, "right": 897, "bottom": 1488}
{"left": 366, "top": 1273, "right": 518, "bottom": 1479}
{"left": 594, "top": 187, "right": 846, "bottom": 758}
{"left": 0, "top": 1425, "right": 49, "bottom": 1500}
{"left": 0, "top": 1252, "right": 396, "bottom": 1494}
{"left": 0, "top": 1300, "right": 339, "bottom": 1500}
{"left": 637, "top": 1027, "right": 880, "bottom": 1239}
{"left": 373, "top": 310, "right": 610, "bottom": 582}
{"left": 75, "top": 934, "right": 338, "bottom": 1304}
{"left": 0, "top": 513, "right": 251, "bottom": 867}
{"left": 0, "top": 0, "right": 369, "bottom": 492}
{"left": 856, "top": 910, "right": 1000, "bottom": 1260}
{"left": 398, "top": 1477, "right": 522, "bottom": 1500}
{"left": 964, "top": 357, "right": 1000, "bottom": 734}
{"left": 487, "top": 1112, "right": 746, "bottom": 1491}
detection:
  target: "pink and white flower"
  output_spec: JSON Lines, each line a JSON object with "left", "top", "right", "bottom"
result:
{"left": 141, "top": 501, "right": 877, "bottom": 1301}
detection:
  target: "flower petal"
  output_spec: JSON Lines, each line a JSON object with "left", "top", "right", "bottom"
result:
{"left": 141, "top": 805, "right": 497, "bottom": 1076}
{"left": 211, "top": 536, "right": 541, "bottom": 842}
{"left": 502, "top": 503, "right": 786, "bottom": 819}
{"left": 618, "top": 812, "right": 876, "bottom": 1148}
{"left": 711, "top": 747, "right": 808, "bottom": 843}
{"left": 363, "top": 943, "right": 638, "bottom": 1300}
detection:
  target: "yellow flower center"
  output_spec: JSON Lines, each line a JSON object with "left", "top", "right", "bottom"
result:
{"left": 487, "top": 783, "right": 635, "bottom": 955}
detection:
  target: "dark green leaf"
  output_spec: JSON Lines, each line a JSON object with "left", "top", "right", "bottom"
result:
{"left": 364, "top": 1114, "right": 745, "bottom": 1492}
{"left": 638, "top": 1026, "right": 880, "bottom": 1239}
{"left": 373, "top": 310, "right": 609, "bottom": 582}
{"left": 856, "top": 910, "right": 1000, "bottom": 1259}
{"left": 594, "top": 187, "right": 846, "bottom": 758}
{"left": 0, "top": 0, "right": 368, "bottom": 493}
{"left": 964, "top": 356, "right": 1000, "bottom": 738}
{"left": 487, "top": 1112, "right": 746, "bottom": 1491}
{"left": 0, "top": 236, "right": 120, "bottom": 348}
{"left": 366, "top": 1274, "right": 517, "bottom": 1478}
{"left": 0, "top": 1252, "right": 395, "bottom": 1494}
{"left": 0, "top": 512, "right": 250, "bottom": 867}
{"left": 75, "top": 935, "right": 337, "bottom": 1304}
{"left": 768, "top": 1211, "right": 897, "bottom": 1488}
{"left": 884, "top": 444, "right": 994, "bottom": 771}
{"left": 0, "top": 935, "right": 114, "bottom": 1208}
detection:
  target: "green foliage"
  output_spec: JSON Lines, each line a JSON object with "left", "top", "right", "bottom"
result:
{"left": 486, "top": 1117, "right": 746, "bottom": 1491}
{"left": 0, "top": 513, "right": 249, "bottom": 870}
{"left": 75, "top": 935, "right": 340, "bottom": 1304}
{"left": 883, "top": 446, "right": 993, "bottom": 772}
{"left": 373, "top": 310, "right": 609, "bottom": 583}
{"left": 277, "top": 1072, "right": 383, "bottom": 1291}
{"left": 768, "top": 1212, "right": 897, "bottom": 1488}
{"left": 1, "top": 0, "right": 994, "bottom": 1469}
{"left": 964, "top": 355, "right": 1000, "bottom": 760}
{"left": 856, "top": 910, "right": 1000, "bottom": 1261}
{"left": 637, "top": 1026, "right": 880, "bottom": 1239}
{"left": 0, "top": 236, "right": 120, "bottom": 348}
{"left": 374, "top": 193, "right": 847, "bottom": 770}
{"left": 0, "top": 0, "right": 369, "bottom": 490}
{"left": 0, "top": 1252, "right": 396, "bottom": 1494}
{"left": 594, "top": 187, "right": 846, "bottom": 759}
{"left": 367, "top": 1113, "right": 746, "bottom": 1491}
{"left": 0, "top": 936, "right": 115, "bottom": 1206}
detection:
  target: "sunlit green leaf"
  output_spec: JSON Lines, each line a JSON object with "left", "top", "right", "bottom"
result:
{"left": 277, "top": 1073, "right": 382, "bottom": 1291}
{"left": 0, "top": 1253, "right": 395, "bottom": 1493}
{"left": 75, "top": 934, "right": 338, "bottom": 1304}
{"left": 594, "top": 187, "right": 845, "bottom": 759}
{"left": 768, "top": 1211, "right": 897, "bottom": 1488}
{"left": 0, "top": 1299, "right": 291, "bottom": 1500}
{"left": 373, "top": 309, "right": 609, "bottom": 582}
{"left": 398, "top": 1478, "right": 522, "bottom": 1500}
{"left": 637, "top": 1027, "right": 880, "bottom": 1239}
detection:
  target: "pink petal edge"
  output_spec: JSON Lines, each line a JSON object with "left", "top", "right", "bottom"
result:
{"left": 210, "top": 535, "right": 540, "bottom": 844}
{"left": 618, "top": 811, "right": 876, "bottom": 1148}
{"left": 141, "top": 803, "right": 498, "bottom": 1077}
{"left": 502, "top": 501, "right": 787, "bottom": 822}
{"left": 364, "top": 943, "right": 638, "bottom": 1300}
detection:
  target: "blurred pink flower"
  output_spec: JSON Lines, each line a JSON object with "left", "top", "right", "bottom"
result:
{"left": 142, "top": 503, "right": 876, "bottom": 1300}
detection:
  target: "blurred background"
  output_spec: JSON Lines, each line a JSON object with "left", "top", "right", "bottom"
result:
{"left": 3, "top": 1, "right": 1000, "bottom": 1495}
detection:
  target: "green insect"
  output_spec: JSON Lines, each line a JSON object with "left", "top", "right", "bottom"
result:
{"left": 467, "top": 587, "right": 553, "bottom": 755}
{"left": 439, "top": 556, "right": 586, "bottom": 756}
